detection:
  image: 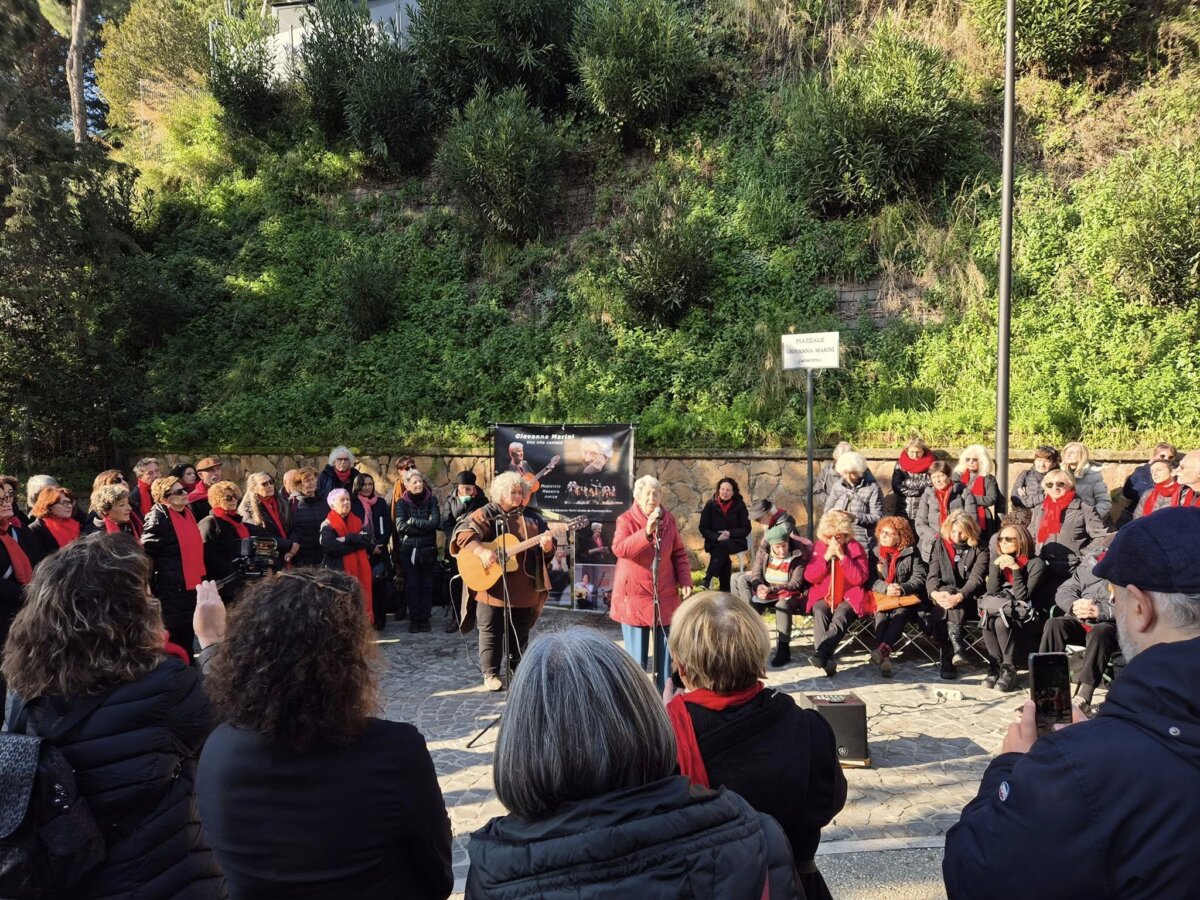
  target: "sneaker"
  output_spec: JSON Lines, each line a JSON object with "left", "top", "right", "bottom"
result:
{"left": 483, "top": 674, "right": 504, "bottom": 692}
{"left": 995, "top": 666, "right": 1017, "bottom": 693}
{"left": 869, "top": 648, "right": 884, "bottom": 666}
{"left": 984, "top": 665, "right": 1000, "bottom": 689}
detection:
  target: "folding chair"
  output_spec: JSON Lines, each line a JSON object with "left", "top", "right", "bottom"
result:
{"left": 835, "top": 615, "right": 876, "bottom": 657}
{"left": 959, "top": 620, "right": 992, "bottom": 664}
{"left": 892, "top": 618, "right": 940, "bottom": 664}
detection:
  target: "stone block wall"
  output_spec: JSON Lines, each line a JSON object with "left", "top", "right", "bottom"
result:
{"left": 141, "top": 448, "right": 1150, "bottom": 570}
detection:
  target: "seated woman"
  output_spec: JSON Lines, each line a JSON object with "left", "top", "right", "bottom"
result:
{"left": 1011, "top": 445, "right": 1060, "bottom": 511}
{"left": 1028, "top": 468, "right": 1108, "bottom": 604}
{"left": 1061, "top": 441, "right": 1112, "bottom": 523}
{"left": 824, "top": 451, "right": 883, "bottom": 548}
{"left": 914, "top": 460, "right": 963, "bottom": 561}
{"left": 666, "top": 593, "right": 847, "bottom": 900}
{"left": 197, "top": 567, "right": 453, "bottom": 900}
{"left": 803, "top": 510, "right": 870, "bottom": 677}
{"left": 868, "top": 516, "right": 927, "bottom": 678}
{"left": 954, "top": 445, "right": 1005, "bottom": 542}
{"left": 926, "top": 510, "right": 989, "bottom": 679}
{"left": 698, "top": 477, "right": 751, "bottom": 592}
{"left": 466, "top": 628, "right": 801, "bottom": 899}
{"left": 3, "top": 533, "right": 224, "bottom": 900}
{"left": 26, "top": 485, "right": 82, "bottom": 567}
{"left": 891, "top": 437, "right": 935, "bottom": 523}
{"left": 745, "top": 521, "right": 812, "bottom": 667}
{"left": 1134, "top": 459, "right": 1183, "bottom": 518}
{"left": 979, "top": 523, "right": 1046, "bottom": 692}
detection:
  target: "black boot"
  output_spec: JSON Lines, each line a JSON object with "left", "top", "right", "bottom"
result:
{"left": 939, "top": 641, "right": 958, "bottom": 680}
{"left": 995, "top": 664, "right": 1017, "bottom": 692}
{"left": 771, "top": 633, "right": 791, "bottom": 667}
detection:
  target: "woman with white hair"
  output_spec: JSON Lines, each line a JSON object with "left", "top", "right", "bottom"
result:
{"left": 955, "top": 445, "right": 1005, "bottom": 541}
{"left": 1061, "top": 441, "right": 1112, "bottom": 522}
{"left": 316, "top": 446, "right": 361, "bottom": 503}
{"left": 610, "top": 476, "right": 693, "bottom": 692}
{"left": 824, "top": 451, "right": 884, "bottom": 548}
{"left": 811, "top": 441, "right": 859, "bottom": 519}
{"left": 466, "top": 628, "right": 801, "bottom": 899}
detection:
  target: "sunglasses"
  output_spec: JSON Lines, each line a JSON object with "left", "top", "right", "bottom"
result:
{"left": 1043, "top": 481, "right": 1069, "bottom": 488}
{"left": 167, "top": 488, "right": 188, "bottom": 498}
{"left": 998, "top": 535, "right": 1019, "bottom": 543}
{"left": 258, "top": 478, "right": 274, "bottom": 485}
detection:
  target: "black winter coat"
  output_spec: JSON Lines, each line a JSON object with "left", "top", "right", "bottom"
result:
{"left": 394, "top": 490, "right": 441, "bottom": 558}
{"left": 288, "top": 495, "right": 329, "bottom": 568}
{"left": 984, "top": 554, "right": 1048, "bottom": 611}
{"left": 23, "top": 517, "right": 64, "bottom": 569}
{"left": 944, "top": 635, "right": 1200, "bottom": 900}
{"left": 698, "top": 495, "right": 751, "bottom": 553}
{"left": 197, "top": 514, "right": 262, "bottom": 603}
{"left": 0, "top": 525, "right": 33, "bottom": 648}
{"left": 15, "top": 659, "right": 225, "bottom": 900}
{"left": 926, "top": 540, "right": 989, "bottom": 611}
{"left": 914, "top": 484, "right": 964, "bottom": 561}
{"left": 1029, "top": 497, "right": 1108, "bottom": 577}
{"left": 197, "top": 718, "right": 452, "bottom": 900}
{"left": 319, "top": 517, "right": 372, "bottom": 571}
{"left": 685, "top": 690, "right": 847, "bottom": 873}
{"left": 891, "top": 463, "right": 932, "bottom": 521}
{"left": 316, "top": 465, "right": 361, "bottom": 504}
{"left": 870, "top": 545, "right": 928, "bottom": 598}
{"left": 1010, "top": 467, "right": 1046, "bottom": 510}
{"left": 142, "top": 504, "right": 204, "bottom": 608}
{"left": 465, "top": 775, "right": 801, "bottom": 900}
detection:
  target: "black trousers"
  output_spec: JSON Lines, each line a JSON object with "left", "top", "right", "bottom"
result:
{"left": 811, "top": 600, "right": 857, "bottom": 657}
{"left": 981, "top": 613, "right": 1044, "bottom": 668}
{"left": 161, "top": 589, "right": 197, "bottom": 663}
{"left": 703, "top": 539, "right": 747, "bottom": 592}
{"left": 1040, "top": 617, "right": 1118, "bottom": 690}
{"left": 874, "top": 607, "right": 915, "bottom": 649}
{"left": 401, "top": 555, "right": 434, "bottom": 624}
{"left": 477, "top": 602, "right": 539, "bottom": 677}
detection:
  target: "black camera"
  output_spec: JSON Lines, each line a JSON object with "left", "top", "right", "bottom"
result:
{"left": 234, "top": 536, "right": 279, "bottom": 579}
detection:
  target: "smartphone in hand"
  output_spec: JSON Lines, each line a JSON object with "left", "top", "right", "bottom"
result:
{"left": 1029, "top": 652, "right": 1072, "bottom": 736}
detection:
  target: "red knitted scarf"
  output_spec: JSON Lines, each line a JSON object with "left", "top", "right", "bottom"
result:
{"left": 666, "top": 682, "right": 764, "bottom": 788}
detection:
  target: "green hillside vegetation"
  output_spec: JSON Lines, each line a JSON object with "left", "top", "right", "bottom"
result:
{"left": 3, "top": 0, "right": 1199, "bottom": 465}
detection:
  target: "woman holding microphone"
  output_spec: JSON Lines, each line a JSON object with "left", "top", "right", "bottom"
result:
{"left": 610, "top": 476, "right": 693, "bottom": 692}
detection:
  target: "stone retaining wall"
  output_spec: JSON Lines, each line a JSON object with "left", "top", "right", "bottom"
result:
{"left": 141, "top": 448, "right": 1149, "bottom": 569}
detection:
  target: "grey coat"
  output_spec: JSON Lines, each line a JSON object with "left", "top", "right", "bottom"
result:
{"left": 1053, "top": 543, "right": 1113, "bottom": 620}
{"left": 824, "top": 472, "right": 884, "bottom": 546}
{"left": 1010, "top": 468, "right": 1046, "bottom": 510}
{"left": 1067, "top": 466, "right": 1111, "bottom": 522}
{"left": 914, "top": 484, "right": 964, "bottom": 561}
{"left": 1029, "top": 497, "right": 1108, "bottom": 577}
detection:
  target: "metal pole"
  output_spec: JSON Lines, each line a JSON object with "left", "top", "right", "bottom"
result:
{"left": 996, "top": 0, "right": 1016, "bottom": 500}
{"left": 806, "top": 369, "right": 815, "bottom": 541}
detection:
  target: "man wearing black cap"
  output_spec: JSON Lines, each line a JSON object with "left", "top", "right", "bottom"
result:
{"left": 442, "top": 472, "right": 487, "bottom": 631}
{"left": 944, "top": 507, "right": 1200, "bottom": 900}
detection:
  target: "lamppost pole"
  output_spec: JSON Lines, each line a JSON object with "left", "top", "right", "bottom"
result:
{"left": 996, "top": 0, "right": 1017, "bottom": 499}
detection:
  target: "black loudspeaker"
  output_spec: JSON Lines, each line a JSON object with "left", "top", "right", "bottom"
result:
{"left": 805, "top": 692, "right": 870, "bottom": 767}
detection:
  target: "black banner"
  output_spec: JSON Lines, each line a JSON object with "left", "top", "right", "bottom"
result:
{"left": 493, "top": 424, "right": 634, "bottom": 612}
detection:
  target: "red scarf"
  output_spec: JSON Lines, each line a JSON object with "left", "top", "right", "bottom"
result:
{"left": 186, "top": 482, "right": 209, "bottom": 505}
{"left": 1002, "top": 556, "right": 1030, "bottom": 584}
{"left": 103, "top": 516, "right": 141, "bottom": 540}
{"left": 666, "top": 682, "right": 765, "bottom": 788}
{"left": 0, "top": 519, "right": 33, "bottom": 586}
{"left": 325, "top": 510, "right": 372, "bottom": 613}
{"left": 138, "top": 480, "right": 154, "bottom": 516}
{"left": 212, "top": 507, "right": 249, "bottom": 540}
{"left": 1037, "top": 490, "right": 1077, "bottom": 542}
{"left": 898, "top": 452, "right": 934, "bottom": 474}
{"left": 1143, "top": 481, "right": 1182, "bottom": 517}
{"left": 962, "top": 472, "right": 987, "bottom": 529}
{"left": 333, "top": 466, "right": 353, "bottom": 484}
{"left": 42, "top": 515, "right": 82, "bottom": 548}
{"left": 260, "top": 495, "right": 286, "bottom": 536}
{"left": 162, "top": 634, "right": 191, "bottom": 665}
{"left": 168, "top": 506, "right": 206, "bottom": 590}
{"left": 715, "top": 495, "right": 734, "bottom": 517}
{"left": 935, "top": 485, "right": 953, "bottom": 522}
{"left": 942, "top": 538, "right": 958, "bottom": 565}
{"left": 878, "top": 545, "right": 900, "bottom": 583}
{"left": 1183, "top": 487, "right": 1200, "bottom": 508}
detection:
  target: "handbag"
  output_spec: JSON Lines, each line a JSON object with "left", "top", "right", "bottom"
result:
{"left": 979, "top": 590, "right": 1035, "bottom": 624}
{"left": 866, "top": 591, "right": 922, "bottom": 613}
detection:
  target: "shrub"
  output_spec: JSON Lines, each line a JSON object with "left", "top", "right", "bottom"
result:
{"left": 437, "top": 87, "right": 560, "bottom": 239}
{"left": 297, "top": 0, "right": 375, "bottom": 139}
{"left": 409, "top": 0, "right": 576, "bottom": 109}
{"left": 345, "top": 34, "right": 437, "bottom": 171}
{"left": 617, "top": 175, "right": 718, "bottom": 326}
{"left": 775, "top": 24, "right": 972, "bottom": 213}
{"left": 571, "top": 0, "right": 703, "bottom": 133}
{"left": 340, "top": 249, "right": 395, "bottom": 340}
{"left": 210, "top": 3, "right": 281, "bottom": 134}
{"left": 968, "top": 0, "right": 1128, "bottom": 74}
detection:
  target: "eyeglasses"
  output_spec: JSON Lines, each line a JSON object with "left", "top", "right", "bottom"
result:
{"left": 879, "top": 529, "right": 896, "bottom": 537}
{"left": 167, "top": 488, "right": 188, "bottom": 498}
{"left": 220, "top": 494, "right": 239, "bottom": 502}
{"left": 0, "top": 491, "right": 14, "bottom": 502}
{"left": 258, "top": 478, "right": 274, "bottom": 485}
{"left": 53, "top": 498, "right": 74, "bottom": 506}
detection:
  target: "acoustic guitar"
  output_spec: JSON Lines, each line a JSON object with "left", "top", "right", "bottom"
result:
{"left": 457, "top": 515, "right": 588, "bottom": 593}
{"left": 520, "top": 455, "right": 562, "bottom": 493}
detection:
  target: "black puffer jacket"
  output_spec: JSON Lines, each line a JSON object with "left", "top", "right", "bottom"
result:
{"left": 394, "top": 489, "right": 442, "bottom": 558}
{"left": 926, "top": 541, "right": 989, "bottom": 608}
{"left": 466, "top": 775, "right": 801, "bottom": 900}
{"left": 288, "top": 495, "right": 329, "bottom": 568}
{"left": 891, "top": 462, "right": 933, "bottom": 521}
{"left": 141, "top": 504, "right": 203, "bottom": 604}
{"left": 15, "top": 659, "right": 225, "bottom": 900}
{"left": 316, "top": 465, "right": 361, "bottom": 504}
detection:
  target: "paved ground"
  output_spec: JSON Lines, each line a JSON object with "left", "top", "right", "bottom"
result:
{"left": 376, "top": 607, "right": 1103, "bottom": 897}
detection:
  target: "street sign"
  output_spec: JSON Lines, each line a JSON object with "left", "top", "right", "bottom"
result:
{"left": 782, "top": 332, "right": 840, "bottom": 370}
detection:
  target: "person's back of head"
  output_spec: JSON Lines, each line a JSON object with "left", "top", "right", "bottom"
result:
{"left": 493, "top": 628, "right": 676, "bottom": 820}
{"left": 205, "top": 568, "right": 378, "bottom": 751}
{"left": 2, "top": 532, "right": 164, "bottom": 700}
{"left": 669, "top": 592, "right": 768, "bottom": 694}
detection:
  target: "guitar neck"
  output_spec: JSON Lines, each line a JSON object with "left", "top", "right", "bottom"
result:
{"left": 496, "top": 518, "right": 583, "bottom": 557}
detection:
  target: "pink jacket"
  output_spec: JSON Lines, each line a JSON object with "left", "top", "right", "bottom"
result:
{"left": 804, "top": 539, "right": 870, "bottom": 615}
{"left": 610, "top": 504, "right": 692, "bottom": 628}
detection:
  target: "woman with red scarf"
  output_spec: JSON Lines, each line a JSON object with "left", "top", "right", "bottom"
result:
{"left": 27, "top": 486, "right": 82, "bottom": 567}
{"left": 239, "top": 471, "right": 298, "bottom": 568}
{"left": 980, "top": 524, "right": 1046, "bottom": 692}
{"left": 802, "top": 510, "right": 870, "bottom": 677}
{"left": 926, "top": 510, "right": 989, "bottom": 679}
{"left": 198, "top": 480, "right": 256, "bottom": 604}
{"left": 316, "top": 445, "right": 362, "bottom": 504}
{"left": 142, "top": 475, "right": 207, "bottom": 661}
{"left": 0, "top": 476, "right": 35, "bottom": 695}
{"left": 665, "top": 593, "right": 845, "bottom": 900}
{"left": 1028, "top": 468, "right": 1108, "bottom": 606}
{"left": 84, "top": 483, "right": 141, "bottom": 538}
{"left": 1134, "top": 460, "right": 1183, "bottom": 519}
{"left": 698, "top": 478, "right": 751, "bottom": 592}
{"left": 868, "top": 516, "right": 927, "bottom": 677}
{"left": 915, "top": 460, "right": 964, "bottom": 562}
{"left": 352, "top": 472, "right": 396, "bottom": 631}
{"left": 891, "top": 438, "right": 936, "bottom": 522}
{"left": 319, "top": 488, "right": 373, "bottom": 617}
{"left": 954, "top": 444, "right": 1005, "bottom": 541}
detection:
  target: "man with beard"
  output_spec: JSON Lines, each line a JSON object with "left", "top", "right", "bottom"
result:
{"left": 943, "top": 507, "right": 1200, "bottom": 900}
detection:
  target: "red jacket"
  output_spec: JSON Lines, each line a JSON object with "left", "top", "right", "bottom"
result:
{"left": 803, "top": 539, "right": 870, "bottom": 615}
{"left": 610, "top": 504, "right": 692, "bottom": 628}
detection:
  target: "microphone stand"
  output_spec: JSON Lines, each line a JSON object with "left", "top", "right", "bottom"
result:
{"left": 649, "top": 508, "right": 664, "bottom": 693}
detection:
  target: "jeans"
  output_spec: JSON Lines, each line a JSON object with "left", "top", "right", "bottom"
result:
{"left": 621, "top": 623, "right": 671, "bottom": 693}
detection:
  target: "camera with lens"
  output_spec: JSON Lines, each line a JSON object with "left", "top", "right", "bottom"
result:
{"left": 232, "top": 536, "right": 280, "bottom": 580}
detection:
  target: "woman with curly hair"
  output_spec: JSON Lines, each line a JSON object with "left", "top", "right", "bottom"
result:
{"left": 868, "top": 516, "right": 927, "bottom": 678}
{"left": 196, "top": 568, "right": 453, "bottom": 900}
{"left": 26, "top": 485, "right": 82, "bottom": 567}
{"left": 83, "top": 483, "right": 139, "bottom": 538}
{"left": 2, "top": 533, "right": 224, "bottom": 900}
{"left": 141, "top": 475, "right": 206, "bottom": 661}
